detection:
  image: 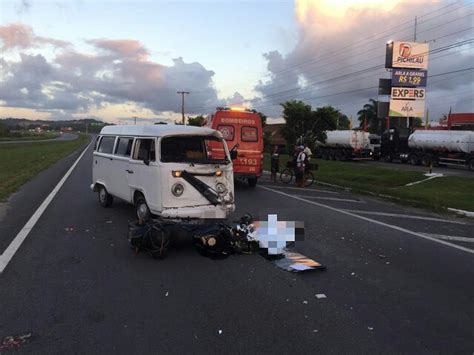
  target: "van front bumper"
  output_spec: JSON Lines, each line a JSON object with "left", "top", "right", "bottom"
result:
{"left": 160, "top": 204, "right": 235, "bottom": 220}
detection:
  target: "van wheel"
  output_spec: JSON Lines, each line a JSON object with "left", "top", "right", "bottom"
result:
{"left": 135, "top": 194, "right": 151, "bottom": 221}
{"left": 248, "top": 178, "right": 258, "bottom": 187}
{"left": 98, "top": 185, "right": 113, "bottom": 207}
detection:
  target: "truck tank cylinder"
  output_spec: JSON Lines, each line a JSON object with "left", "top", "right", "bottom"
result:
{"left": 408, "top": 130, "right": 474, "bottom": 154}
{"left": 317, "top": 130, "right": 370, "bottom": 150}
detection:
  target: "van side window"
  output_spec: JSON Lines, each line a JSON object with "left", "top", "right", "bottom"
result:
{"left": 217, "top": 125, "right": 234, "bottom": 141}
{"left": 98, "top": 136, "right": 116, "bottom": 154}
{"left": 115, "top": 137, "right": 133, "bottom": 157}
{"left": 133, "top": 139, "right": 156, "bottom": 162}
{"left": 241, "top": 126, "right": 258, "bottom": 142}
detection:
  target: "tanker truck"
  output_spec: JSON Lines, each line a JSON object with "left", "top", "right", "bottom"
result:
{"left": 381, "top": 128, "right": 474, "bottom": 171}
{"left": 316, "top": 130, "right": 375, "bottom": 161}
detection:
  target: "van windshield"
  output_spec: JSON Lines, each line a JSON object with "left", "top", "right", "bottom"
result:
{"left": 161, "top": 135, "right": 229, "bottom": 164}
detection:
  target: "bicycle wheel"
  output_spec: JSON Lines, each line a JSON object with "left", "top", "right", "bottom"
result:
{"left": 279, "top": 168, "right": 293, "bottom": 184}
{"left": 303, "top": 171, "right": 314, "bottom": 187}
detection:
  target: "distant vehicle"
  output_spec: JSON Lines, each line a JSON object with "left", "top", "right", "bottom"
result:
{"left": 91, "top": 125, "right": 235, "bottom": 220}
{"left": 203, "top": 107, "right": 263, "bottom": 187}
{"left": 381, "top": 113, "right": 474, "bottom": 170}
{"left": 368, "top": 134, "right": 381, "bottom": 160}
{"left": 316, "top": 130, "right": 373, "bottom": 161}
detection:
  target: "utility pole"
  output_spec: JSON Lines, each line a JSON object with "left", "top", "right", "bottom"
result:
{"left": 177, "top": 91, "right": 190, "bottom": 125}
{"left": 414, "top": 16, "right": 417, "bottom": 42}
{"left": 134, "top": 116, "right": 137, "bottom": 125}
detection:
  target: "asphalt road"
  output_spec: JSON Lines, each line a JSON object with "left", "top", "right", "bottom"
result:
{"left": 0, "top": 133, "right": 78, "bottom": 144}
{"left": 1, "top": 141, "right": 473, "bottom": 353}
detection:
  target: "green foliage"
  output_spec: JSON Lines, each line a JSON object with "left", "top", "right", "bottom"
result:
{"left": 337, "top": 113, "right": 350, "bottom": 130}
{"left": 357, "top": 99, "right": 381, "bottom": 134}
{"left": 187, "top": 115, "right": 205, "bottom": 126}
{"left": 412, "top": 117, "right": 423, "bottom": 127}
{"left": 0, "top": 121, "right": 11, "bottom": 136}
{"left": 257, "top": 112, "right": 267, "bottom": 128}
{"left": 280, "top": 100, "right": 338, "bottom": 148}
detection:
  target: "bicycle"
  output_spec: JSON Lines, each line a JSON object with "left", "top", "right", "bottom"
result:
{"left": 279, "top": 161, "right": 316, "bottom": 187}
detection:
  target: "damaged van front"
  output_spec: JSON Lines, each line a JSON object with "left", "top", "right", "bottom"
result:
{"left": 158, "top": 130, "right": 235, "bottom": 219}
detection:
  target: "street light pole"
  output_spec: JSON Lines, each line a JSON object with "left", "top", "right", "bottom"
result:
{"left": 177, "top": 91, "right": 190, "bottom": 125}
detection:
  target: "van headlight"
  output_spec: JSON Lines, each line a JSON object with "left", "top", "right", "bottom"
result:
{"left": 216, "top": 183, "right": 227, "bottom": 195}
{"left": 171, "top": 183, "right": 185, "bottom": 197}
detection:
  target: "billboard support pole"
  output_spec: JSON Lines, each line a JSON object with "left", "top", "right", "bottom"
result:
{"left": 414, "top": 16, "right": 417, "bottom": 42}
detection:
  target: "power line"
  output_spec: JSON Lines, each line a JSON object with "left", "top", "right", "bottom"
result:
{"left": 188, "top": 38, "right": 473, "bottom": 113}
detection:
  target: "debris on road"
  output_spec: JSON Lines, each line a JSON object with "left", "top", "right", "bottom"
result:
{"left": 165, "top": 291, "right": 169, "bottom": 297}
{"left": 218, "top": 330, "right": 223, "bottom": 335}
{"left": 106, "top": 220, "right": 112, "bottom": 224}
{"left": 303, "top": 300, "right": 308, "bottom": 304}
{"left": 126, "top": 214, "right": 325, "bottom": 273}
{"left": 378, "top": 254, "right": 386, "bottom": 259}
{"left": 368, "top": 327, "right": 374, "bottom": 331}
{"left": 0, "top": 333, "right": 32, "bottom": 351}
{"left": 266, "top": 249, "right": 325, "bottom": 273}
{"left": 315, "top": 294, "right": 327, "bottom": 299}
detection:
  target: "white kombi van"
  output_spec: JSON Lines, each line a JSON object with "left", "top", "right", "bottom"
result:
{"left": 91, "top": 125, "right": 235, "bottom": 220}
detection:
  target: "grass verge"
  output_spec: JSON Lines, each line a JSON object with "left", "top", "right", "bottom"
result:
{"left": 0, "top": 131, "right": 60, "bottom": 141}
{"left": 264, "top": 153, "right": 474, "bottom": 213}
{"left": 0, "top": 134, "right": 90, "bottom": 201}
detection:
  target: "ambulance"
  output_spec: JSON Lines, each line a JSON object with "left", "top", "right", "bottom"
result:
{"left": 204, "top": 107, "right": 264, "bottom": 187}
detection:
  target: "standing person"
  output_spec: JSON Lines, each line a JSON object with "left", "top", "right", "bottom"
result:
{"left": 304, "top": 144, "right": 312, "bottom": 162}
{"left": 270, "top": 146, "right": 280, "bottom": 182}
{"left": 295, "top": 145, "right": 306, "bottom": 188}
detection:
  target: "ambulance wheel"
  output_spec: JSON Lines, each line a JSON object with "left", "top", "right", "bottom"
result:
{"left": 98, "top": 185, "right": 113, "bottom": 207}
{"left": 135, "top": 194, "right": 151, "bottom": 221}
{"left": 248, "top": 178, "right": 258, "bottom": 187}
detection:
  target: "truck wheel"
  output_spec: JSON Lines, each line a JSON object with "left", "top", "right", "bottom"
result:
{"left": 421, "top": 154, "right": 432, "bottom": 167}
{"left": 383, "top": 154, "right": 393, "bottom": 163}
{"left": 248, "top": 178, "right": 258, "bottom": 187}
{"left": 135, "top": 194, "right": 151, "bottom": 221}
{"left": 468, "top": 159, "right": 474, "bottom": 171}
{"left": 409, "top": 153, "right": 419, "bottom": 166}
{"left": 98, "top": 185, "right": 113, "bottom": 207}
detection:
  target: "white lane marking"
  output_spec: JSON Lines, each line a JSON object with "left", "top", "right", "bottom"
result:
{"left": 259, "top": 184, "right": 340, "bottom": 195}
{"left": 0, "top": 142, "right": 91, "bottom": 273}
{"left": 342, "top": 209, "right": 467, "bottom": 225}
{"left": 293, "top": 195, "right": 365, "bottom": 203}
{"left": 419, "top": 233, "right": 474, "bottom": 243}
{"left": 258, "top": 185, "right": 474, "bottom": 255}
{"left": 404, "top": 174, "right": 443, "bottom": 187}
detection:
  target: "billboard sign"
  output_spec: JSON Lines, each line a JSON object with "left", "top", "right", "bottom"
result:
{"left": 389, "top": 100, "right": 425, "bottom": 118}
{"left": 392, "top": 69, "right": 427, "bottom": 87}
{"left": 391, "top": 87, "right": 426, "bottom": 100}
{"left": 392, "top": 41, "right": 429, "bottom": 69}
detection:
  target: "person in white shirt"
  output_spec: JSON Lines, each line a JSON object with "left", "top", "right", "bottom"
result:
{"left": 295, "top": 145, "right": 306, "bottom": 188}
{"left": 303, "top": 144, "right": 312, "bottom": 162}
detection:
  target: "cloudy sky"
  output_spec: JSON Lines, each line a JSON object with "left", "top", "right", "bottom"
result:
{"left": 0, "top": 0, "right": 473, "bottom": 125}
